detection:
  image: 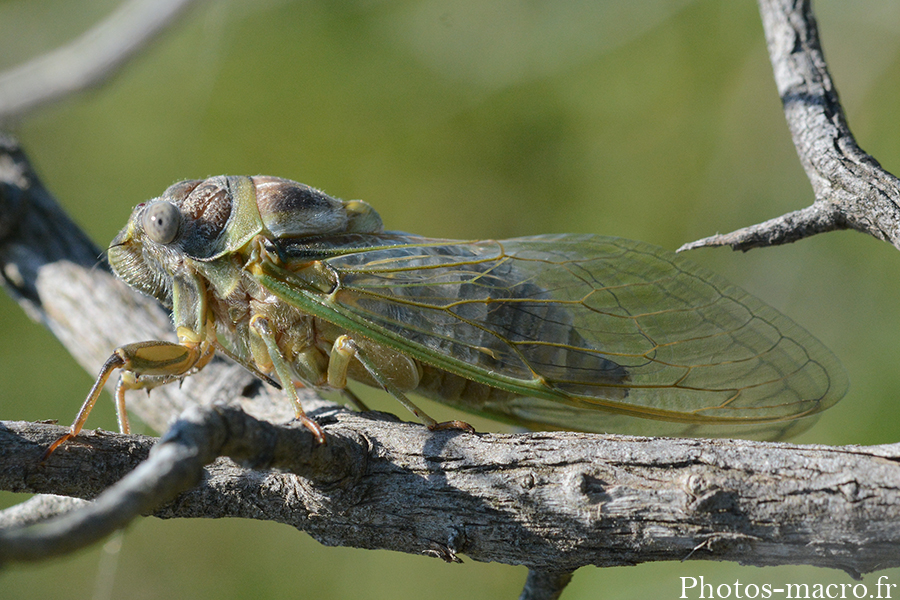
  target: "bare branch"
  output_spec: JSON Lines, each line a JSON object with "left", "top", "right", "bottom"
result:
{"left": 3, "top": 412, "right": 900, "bottom": 577}
{"left": 0, "top": 495, "right": 89, "bottom": 529}
{"left": 0, "top": 0, "right": 199, "bottom": 121}
{"left": 680, "top": 0, "right": 900, "bottom": 253}
{"left": 519, "top": 570, "right": 574, "bottom": 600}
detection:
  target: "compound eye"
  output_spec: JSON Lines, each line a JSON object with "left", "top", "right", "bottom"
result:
{"left": 142, "top": 201, "right": 182, "bottom": 244}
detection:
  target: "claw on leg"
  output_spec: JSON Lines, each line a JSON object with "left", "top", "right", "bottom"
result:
{"left": 428, "top": 420, "right": 476, "bottom": 434}
{"left": 43, "top": 353, "right": 126, "bottom": 461}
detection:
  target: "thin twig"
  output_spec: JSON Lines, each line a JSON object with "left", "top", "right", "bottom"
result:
{"left": 519, "top": 570, "right": 574, "bottom": 600}
{"left": 0, "top": 0, "right": 200, "bottom": 121}
{"left": 680, "top": 0, "right": 900, "bottom": 253}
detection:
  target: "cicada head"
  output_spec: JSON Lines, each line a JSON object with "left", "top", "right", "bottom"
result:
{"left": 107, "top": 177, "right": 216, "bottom": 307}
{"left": 107, "top": 176, "right": 384, "bottom": 307}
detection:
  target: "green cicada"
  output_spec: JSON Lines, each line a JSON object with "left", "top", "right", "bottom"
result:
{"left": 47, "top": 176, "right": 847, "bottom": 454}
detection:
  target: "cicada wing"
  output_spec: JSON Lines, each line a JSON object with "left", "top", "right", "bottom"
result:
{"left": 275, "top": 233, "right": 847, "bottom": 437}
{"left": 476, "top": 393, "right": 823, "bottom": 440}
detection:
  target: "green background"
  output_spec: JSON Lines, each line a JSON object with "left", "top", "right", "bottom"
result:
{"left": 2, "top": 0, "right": 899, "bottom": 598}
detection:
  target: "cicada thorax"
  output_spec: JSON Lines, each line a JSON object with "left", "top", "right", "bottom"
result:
{"left": 108, "top": 177, "right": 367, "bottom": 318}
{"left": 103, "top": 175, "right": 388, "bottom": 393}
{"left": 109, "top": 175, "right": 384, "bottom": 294}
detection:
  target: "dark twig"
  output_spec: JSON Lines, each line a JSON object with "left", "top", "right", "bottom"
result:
{"left": 519, "top": 570, "right": 574, "bottom": 600}
{"left": 0, "top": 401, "right": 351, "bottom": 563}
{"left": 680, "top": 0, "right": 900, "bottom": 253}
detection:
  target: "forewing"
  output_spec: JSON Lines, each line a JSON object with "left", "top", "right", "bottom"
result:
{"left": 275, "top": 233, "right": 847, "bottom": 437}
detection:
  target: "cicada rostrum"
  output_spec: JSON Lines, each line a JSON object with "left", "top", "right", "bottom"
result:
{"left": 46, "top": 176, "right": 847, "bottom": 455}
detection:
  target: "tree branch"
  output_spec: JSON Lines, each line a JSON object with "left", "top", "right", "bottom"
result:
{"left": 0, "top": 0, "right": 200, "bottom": 122}
{"left": 4, "top": 411, "right": 900, "bottom": 577}
{"left": 680, "top": 0, "right": 900, "bottom": 253}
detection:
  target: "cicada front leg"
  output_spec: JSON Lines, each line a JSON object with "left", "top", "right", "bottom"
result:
{"left": 44, "top": 336, "right": 212, "bottom": 459}
{"left": 328, "top": 335, "right": 474, "bottom": 434}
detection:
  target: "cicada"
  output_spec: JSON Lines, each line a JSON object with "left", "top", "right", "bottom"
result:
{"left": 46, "top": 176, "right": 847, "bottom": 455}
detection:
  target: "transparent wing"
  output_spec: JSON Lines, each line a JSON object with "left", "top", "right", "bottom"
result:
{"left": 275, "top": 233, "right": 847, "bottom": 438}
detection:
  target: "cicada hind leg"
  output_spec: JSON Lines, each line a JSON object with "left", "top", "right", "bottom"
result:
{"left": 43, "top": 339, "right": 213, "bottom": 460}
{"left": 327, "top": 334, "right": 475, "bottom": 434}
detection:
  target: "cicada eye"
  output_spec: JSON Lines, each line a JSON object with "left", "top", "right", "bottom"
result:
{"left": 142, "top": 201, "right": 182, "bottom": 244}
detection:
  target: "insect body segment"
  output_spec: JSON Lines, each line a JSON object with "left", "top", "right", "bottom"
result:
{"left": 47, "top": 176, "right": 848, "bottom": 456}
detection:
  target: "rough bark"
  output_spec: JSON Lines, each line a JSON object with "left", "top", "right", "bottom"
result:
{"left": 4, "top": 410, "right": 900, "bottom": 577}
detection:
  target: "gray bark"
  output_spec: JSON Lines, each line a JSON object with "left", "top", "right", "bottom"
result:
{"left": 4, "top": 402, "right": 900, "bottom": 576}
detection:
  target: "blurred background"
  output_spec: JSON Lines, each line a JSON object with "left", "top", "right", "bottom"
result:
{"left": 1, "top": 0, "right": 899, "bottom": 598}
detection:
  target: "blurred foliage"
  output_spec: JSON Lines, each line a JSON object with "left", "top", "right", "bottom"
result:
{"left": 1, "top": 0, "right": 900, "bottom": 598}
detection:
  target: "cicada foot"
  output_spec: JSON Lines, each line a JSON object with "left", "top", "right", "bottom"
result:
{"left": 328, "top": 335, "right": 475, "bottom": 435}
{"left": 428, "top": 420, "right": 476, "bottom": 434}
{"left": 42, "top": 352, "right": 127, "bottom": 462}
{"left": 42, "top": 431, "right": 78, "bottom": 462}
{"left": 250, "top": 315, "right": 329, "bottom": 445}
{"left": 328, "top": 334, "right": 421, "bottom": 414}
{"left": 298, "top": 414, "right": 327, "bottom": 445}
